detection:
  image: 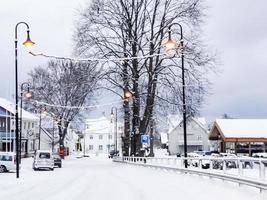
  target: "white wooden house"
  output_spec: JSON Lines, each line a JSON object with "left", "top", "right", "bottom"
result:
{"left": 0, "top": 97, "right": 38, "bottom": 156}
{"left": 84, "top": 116, "right": 123, "bottom": 156}
{"left": 168, "top": 115, "right": 210, "bottom": 155}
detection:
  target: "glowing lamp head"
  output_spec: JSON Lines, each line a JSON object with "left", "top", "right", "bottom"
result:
{"left": 165, "top": 38, "right": 176, "bottom": 50}
{"left": 124, "top": 91, "right": 132, "bottom": 98}
{"left": 23, "top": 30, "right": 35, "bottom": 48}
{"left": 25, "top": 91, "right": 33, "bottom": 98}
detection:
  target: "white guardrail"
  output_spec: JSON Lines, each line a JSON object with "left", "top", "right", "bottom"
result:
{"left": 113, "top": 156, "right": 267, "bottom": 192}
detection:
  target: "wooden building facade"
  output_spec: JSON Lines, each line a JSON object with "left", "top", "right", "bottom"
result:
{"left": 209, "top": 119, "right": 267, "bottom": 156}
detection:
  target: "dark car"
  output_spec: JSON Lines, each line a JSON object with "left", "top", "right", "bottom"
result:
{"left": 52, "top": 153, "right": 62, "bottom": 168}
{"left": 108, "top": 150, "right": 119, "bottom": 158}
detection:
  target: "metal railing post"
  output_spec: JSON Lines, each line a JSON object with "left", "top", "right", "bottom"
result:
{"left": 223, "top": 160, "right": 227, "bottom": 173}
{"left": 199, "top": 159, "right": 202, "bottom": 169}
{"left": 238, "top": 159, "right": 243, "bottom": 176}
{"left": 259, "top": 160, "right": 265, "bottom": 180}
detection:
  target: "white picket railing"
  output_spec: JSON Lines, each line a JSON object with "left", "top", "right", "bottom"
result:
{"left": 113, "top": 156, "right": 267, "bottom": 192}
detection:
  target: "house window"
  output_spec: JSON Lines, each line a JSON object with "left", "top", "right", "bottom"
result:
{"left": 28, "top": 122, "right": 31, "bottom": 129}
{"left": 99, "top": 145, "right": 103, "bottom": 150}
{"left": 30, "top": 141, "right": 34, "bottom": 151}
{"left": 32, "top": 122, "right": 34, "bottom": 128}
{"left": 197, "top": 135, "right": 202, "bottom": 140}
{"left": 108, "top": 135, "right": 112, "bottom": 139}
{"left": 24, "top": 122, "right": 26, "bottom": 129}
{"left": 89, "top": 145, "right": 93, "bottom": 150}
{"left": 99, "top": 135, "right": 103, "bottom": 140}
{"left": 89, "top": 135, "right": 93, "bottom": 139}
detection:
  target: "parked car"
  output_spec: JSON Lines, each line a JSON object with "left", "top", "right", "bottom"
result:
{"left": 220, "top": 153, "right": 238, "bottom": 168}
{"left": 108, "top": 150, "right": 119, "bottom": 158}
{"left": 211, "top": 153, "right": 237, "bottom": 169}
{"left": 0, "top": 152, "right": 16, "bottom": 173}
{"left": 32, "top": 150, "right": 54, "bottom": 171}
{"left": 187, "top": 152, "right": 210, "bottom": 169}
{"left": 194, "top": 150, "right": 212, "bottom": 156}
{"left": 239, "top": 156, "right": 253, "bottom": 168}
{"left": 52, "top": 153, "right": 62, "bottom": 168}
{"left": 252, "top": 153, "right": 267, "bottom": 167}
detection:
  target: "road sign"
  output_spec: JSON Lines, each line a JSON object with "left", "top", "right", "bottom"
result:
{"left": 141, "top": 135, "right": 149, "bottom": 145}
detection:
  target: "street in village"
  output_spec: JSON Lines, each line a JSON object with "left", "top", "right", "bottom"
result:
{"left": 0, "top": 156, "right": 266, "bottom": 200}
{"left": 1, "top": 0, "right": 267, "bottom": 199}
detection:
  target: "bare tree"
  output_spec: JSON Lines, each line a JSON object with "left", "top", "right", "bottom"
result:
{"left": 74, "top": 0, "right": 216, "bottom": 156}
{"left": 27, "top": 60, "right": 100, "bottom": 152}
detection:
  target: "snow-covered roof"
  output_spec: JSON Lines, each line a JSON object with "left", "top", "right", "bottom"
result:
{"left": 86, "top": 116, "right": 112, "bottom": 134}
{"left": 167, "top": 115, "right": 207, "bottom": 134}
{"left": 214, "top": 119, "right": 267, "bottom": 138}
{"left": 0, "top": 97, "right": 38, "bottom": 120}
{"left": 167, "top": 115, "right": 182, "bottom": 132}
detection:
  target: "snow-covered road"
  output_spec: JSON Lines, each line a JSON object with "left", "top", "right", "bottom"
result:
{"left": 0, "top": 156, "right": 266, "bottom": 200}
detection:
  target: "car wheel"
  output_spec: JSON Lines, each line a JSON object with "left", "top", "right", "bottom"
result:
{"left": 50, "top": 168, "right": 54, "bottom": 171}
{"left": 59, "top": 165, "right": 62, "bottom": 168}
{"left": 0, "top": 165, "right": 7, "bottom": 173}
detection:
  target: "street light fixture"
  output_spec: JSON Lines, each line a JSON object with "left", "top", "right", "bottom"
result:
{"left": 19, "top": 82, "right": 32, "bottom": 161}
{"left": 15, "top": 22, "right": 35, "bottom": 178}
{"left": 111, "top": 107, "right": 118, "bottom": 156}
{"left": 165, "top": 23, "right": 188, "bottom": 168}
{"left": 124, "top": 91, "right": 132, "bottom": 99}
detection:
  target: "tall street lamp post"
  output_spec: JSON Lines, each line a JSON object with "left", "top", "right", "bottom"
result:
{"left": 19, "top": 82, "right": 32, "bottom": 161}
{"left": 15, "top": 22, "right": 35, "bottom": 178}
{"left": 165, "top": 23, "right": 188, "bottom": 168}
{"left": 111, "top": 107, "right": 118, "bottom": 155}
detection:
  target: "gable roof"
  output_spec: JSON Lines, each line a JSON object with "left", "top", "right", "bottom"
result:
{"left": 209, "top": 119, "right": 267, "bottom": 140}
{"left": 167, "top": 115, "right": 207, "bottom": 134}
{"left": 86, "top": 116, "right": 112, "bottom": 134}
{"left": 0, "top": 97, "right": 38, "bottom": 120}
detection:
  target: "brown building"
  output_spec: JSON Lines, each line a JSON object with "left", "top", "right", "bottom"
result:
{"left": 209, "top": 119, "right": 267, "bottom": 156}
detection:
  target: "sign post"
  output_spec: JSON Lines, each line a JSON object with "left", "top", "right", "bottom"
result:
{"left": 141, "top": 135, "right": 150, "bottom": 148}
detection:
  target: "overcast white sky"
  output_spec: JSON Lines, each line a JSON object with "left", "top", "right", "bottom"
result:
{"left": 1, "top": 0, "right": 267, "bottom": 122}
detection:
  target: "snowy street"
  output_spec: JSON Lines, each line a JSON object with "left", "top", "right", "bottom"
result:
{"left": 0, "top": 156, "right": 266, "bottom": 200}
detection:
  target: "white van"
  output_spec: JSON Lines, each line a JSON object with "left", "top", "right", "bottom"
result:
{"left": 32, "top": 150, "right": 54, "bottom": 171}
{"left": 0, "top": 152, "right": 16, "bottom": 173}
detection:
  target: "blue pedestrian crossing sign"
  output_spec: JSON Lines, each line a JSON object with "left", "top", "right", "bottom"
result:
{"left": 141, "top": 135, "right": 149, "bottom": 145}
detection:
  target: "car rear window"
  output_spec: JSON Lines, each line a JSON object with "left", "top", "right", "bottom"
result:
{"left": 0, "top": 155, "right": 12, "bottom": 161}
{"left": 39, "top": 153, "right": 51, "bottom": 159}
